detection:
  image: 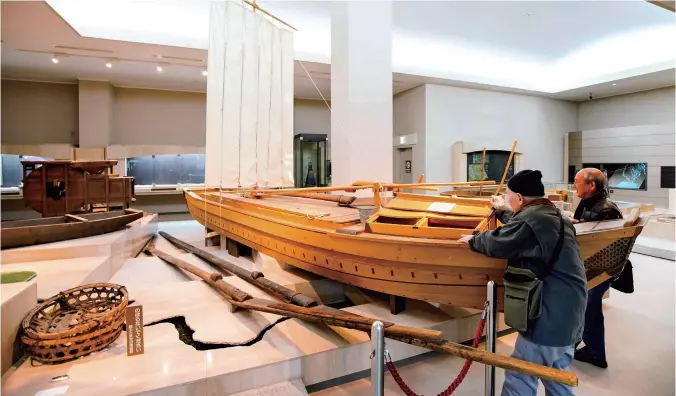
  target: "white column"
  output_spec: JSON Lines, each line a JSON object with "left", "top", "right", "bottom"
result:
{"left": 78, "top": 80, "right": 113, "bottom": 148}
{"left": 330, "top": 1, "right": 393, "bottom": 186}
{"left": 77, "top": 80, "right": 114, "bottom": 160}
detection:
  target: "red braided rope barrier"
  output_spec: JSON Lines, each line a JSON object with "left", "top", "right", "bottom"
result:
{"left": 385, "top": 312, "right": 487, "bottom": 396}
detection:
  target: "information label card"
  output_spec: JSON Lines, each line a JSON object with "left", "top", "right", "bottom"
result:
{"left": 126, "top": 305, "right": 145, "bottom": 357}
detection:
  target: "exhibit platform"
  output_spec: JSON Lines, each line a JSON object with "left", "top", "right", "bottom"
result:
{"left": 0, "top": 220, "right": 508, "bottom": 396}
{"left": 632, "top": 212, "right": 675, "bottom": 261}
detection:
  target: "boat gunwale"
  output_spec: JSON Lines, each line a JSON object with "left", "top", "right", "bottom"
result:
{"left": 187, "top": 189, "right": 640, "bottom": 250}
{"left": 187, "top": 190, "right": 478, "bottom": 248}
{"left": 0, "top": 211, "right": 143, "bottom": 231}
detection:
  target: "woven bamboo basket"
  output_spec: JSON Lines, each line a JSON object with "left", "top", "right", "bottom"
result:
{"left": 21, "top": 283, "right": 129, "bottom": 364}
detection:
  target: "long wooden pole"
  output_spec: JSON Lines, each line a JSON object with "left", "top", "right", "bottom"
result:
{"left": 149, "top": 246, "right": 443, "bottom": 342}
{"left": 275, "top": 192, "right": 356, "bottom": 206}
{"left": 149, "top": 246, "right": 252, "bottom": 302}
{"left": 495, "top": 141, "right": 518, "bottom": 196}
{"left": 475, "top": 141, "right": 518, "bottom": 232}
{"left": 158, "top": 231, "right": 317, "bottom": 307}
{"left": 479, "top": 147, "right": 486, "bottom": 195}
{"left": 149, "top": 242, "right": 577, "bottom": 387}
{"left": 244, "top": 0, "right": 297, "bottom": 30}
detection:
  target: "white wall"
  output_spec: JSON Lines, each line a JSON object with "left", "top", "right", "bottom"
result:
{"left": 294, "top": 98, "right": 331, "bottom": 160}
{"left": 578, "top": 87, "right": 675, "bottom": 130}
{"left": 393, "top": 85, "right": 426, "bottom": 180}
{"left": 425, "top": 84, "right": 578, "bottom": 184}
{"left": 577, "top": 87, "right": 675, "bottom": 209}
{"left": 113, "top": 87, "right": 207, "bottom": 146}
{"left": 1, "top": 80, "right": 78, "bottom": 145}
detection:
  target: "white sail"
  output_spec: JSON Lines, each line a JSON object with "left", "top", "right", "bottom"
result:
{"left": 205, "top": 0, "right": 294, "bottom": 188}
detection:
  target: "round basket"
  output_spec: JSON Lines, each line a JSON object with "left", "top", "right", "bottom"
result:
{"left": 355, "top": 205, "right": 377, "bottom": 225}
{"left": 21, "top": 283, "right": 129, "bottom": 364}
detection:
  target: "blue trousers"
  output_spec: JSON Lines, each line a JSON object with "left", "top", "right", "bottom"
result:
{"left": 501, "top": 335, "right": 575, "bottom": 396}
{"left": 582, "top": 278, "right": 613, "bottom": 360}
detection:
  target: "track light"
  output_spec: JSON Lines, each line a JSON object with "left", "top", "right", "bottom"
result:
{"left": 51, "top": 55, "right": 59, "bottom": 64}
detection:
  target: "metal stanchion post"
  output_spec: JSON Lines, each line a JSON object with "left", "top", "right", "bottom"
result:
{"left": 370, "top": 321, "right": 385, "bottom": 396}
{"left": 485, "top": 281, "right": 497, "bottom": 396}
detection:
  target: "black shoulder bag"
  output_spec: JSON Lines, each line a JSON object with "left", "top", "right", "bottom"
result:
{"left": 502, "top": 215, "right": 566, "bottom": 333}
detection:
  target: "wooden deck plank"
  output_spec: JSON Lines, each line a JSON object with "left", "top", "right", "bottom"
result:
{"left": 207, "top": 192, "right": 360, "bottom": 223}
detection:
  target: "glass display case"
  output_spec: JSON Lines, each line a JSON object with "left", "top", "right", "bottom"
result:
{"left": 126, "top": 154, "right": 205, "bottom": 186}
{"left": 293, "top": 134, "right": 328, "bottom": 188}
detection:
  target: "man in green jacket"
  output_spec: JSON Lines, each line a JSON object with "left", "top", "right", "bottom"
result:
{"left": 459, "top": 169, "right": 587, "bottom": 396}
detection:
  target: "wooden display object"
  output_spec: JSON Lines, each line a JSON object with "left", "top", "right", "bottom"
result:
{"left": 21, "top": 160, "right": 135, "bottom": 217}
{"left": 0, "top": 209, "right": 145, "bottom": 249}
{"left": 21, "top": 283, "right": 129, "bottom": 364}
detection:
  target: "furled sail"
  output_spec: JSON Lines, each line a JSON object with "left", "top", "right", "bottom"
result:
{"left": 205, "top": 0, "right": 294, "bottom": 188}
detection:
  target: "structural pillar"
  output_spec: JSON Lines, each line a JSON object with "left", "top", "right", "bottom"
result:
{"left": 331, "top": 1, "right": 393, "bottom": 186}
{"left": 77, "top": 80, "right": 114, "bottom": 161}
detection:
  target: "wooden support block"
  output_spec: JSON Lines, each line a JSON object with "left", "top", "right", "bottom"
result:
{"left": 205, "top": 229, "right": 221, "bottom": 247}
{"left": 226, "top": 238, "right": 240, "bottom": 258}
{"left": 225, "top": 238, "right": 253, "bottom": 258}
{"left": 390, "top": 295, "right": 406, "bottom": 315}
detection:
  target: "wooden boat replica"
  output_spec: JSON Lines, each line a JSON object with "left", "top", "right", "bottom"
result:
{"left": 0, "top": 209, "right": 145, "bottom": 249}
{"left": 184, "top": 182, "right": 647, "bottom": 311}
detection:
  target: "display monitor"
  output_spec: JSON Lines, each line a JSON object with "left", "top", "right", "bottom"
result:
{"left": 583, "top": 163, "right": 648, "bottom": 191}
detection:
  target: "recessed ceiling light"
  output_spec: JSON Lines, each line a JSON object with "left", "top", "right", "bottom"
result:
{"left": 202, "top": 69, "right": 207, "bottom": 77}
{"left": 106, "top": 62, "right": 112, "bottom": 68}
{"left": 612, "top": 83, "right": 617, "bottom": 86}
{"left": 156, "top": 65, "right": 163, "bottom": 72}
{"left": 51, "top": 55, "right": 59, "bottom": 64}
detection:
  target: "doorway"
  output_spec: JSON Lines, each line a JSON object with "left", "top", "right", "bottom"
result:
{"left": 395, "top": 148, "right": 413, "bottom": 184}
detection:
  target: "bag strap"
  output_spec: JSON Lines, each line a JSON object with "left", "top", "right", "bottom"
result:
{"left": 540, "top": 214, "right": 566, "bottom": 277}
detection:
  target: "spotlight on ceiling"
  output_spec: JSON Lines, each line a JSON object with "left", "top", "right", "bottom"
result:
{"left": 612, "top": 83, "right": 617, "bottom": 86}
{"left": 51, "top": 55, "right": 59, "bottom": 64}
{"left": 156, "top": 65, "right": 163, "bottom": 72}
{"left": 202, "top": 69, "right": 207, "bottom": 77}
{"left": 106, "top": 62, "right": 113, "bottom": 68}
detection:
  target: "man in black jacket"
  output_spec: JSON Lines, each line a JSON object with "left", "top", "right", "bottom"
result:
{"left": 569, "top": 168, "right": 624, "bottom": 369}
{"left": 459, "top": 170, "right": 587, "bottom": 396}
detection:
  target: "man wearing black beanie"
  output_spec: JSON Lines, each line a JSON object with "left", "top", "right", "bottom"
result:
{"left": 459, "top": 169, "right": 587, "bottom": 396}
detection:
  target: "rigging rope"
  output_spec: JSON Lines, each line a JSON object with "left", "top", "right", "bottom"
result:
{"left": 384, "top": 303, "right": 488, "bottom": 396}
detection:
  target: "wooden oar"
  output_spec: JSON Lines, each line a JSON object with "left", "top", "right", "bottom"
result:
{"left": 158, "top": 231, "right": 317, "bottom": 308}
{"left": 274, "top": 192, "right": 356, "bottom": 206}
{"left": 148, "top": 246, "right": 252, "bottom": 303}
{"left": 148, "top": 245, "right": 443, "bottom": 342}
{"left": 149, "top": 241, "right": 577, "bottom": 387}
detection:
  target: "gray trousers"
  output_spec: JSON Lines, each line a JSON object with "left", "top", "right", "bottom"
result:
{"left": 501, "top": 334, "right": 575, "bottom": 396}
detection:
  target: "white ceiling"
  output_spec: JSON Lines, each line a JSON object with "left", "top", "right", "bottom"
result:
{"left": 43, "top": 0, "right": 676, "bottom": 92}
{"left": 1, "top": 1, "right": 674, "bottom": 102}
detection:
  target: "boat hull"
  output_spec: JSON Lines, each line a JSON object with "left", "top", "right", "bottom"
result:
{"left": 185, "top": 189, "right": 643, "bottom": 310}
{"left": 1, "top": 210, "right": 145, "bottom": 249}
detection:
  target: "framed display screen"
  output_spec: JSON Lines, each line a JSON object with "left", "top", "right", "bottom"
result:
{"left": 582, "top": 163, "right": 648, "bottom": 191}
{"left": 467, "top": 150, "right": 515, "bottom": 182}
